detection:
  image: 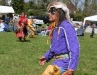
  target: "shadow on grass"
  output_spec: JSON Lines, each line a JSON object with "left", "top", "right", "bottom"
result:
{"left": 16, "top": 40, "right": 31, "bottom": 42}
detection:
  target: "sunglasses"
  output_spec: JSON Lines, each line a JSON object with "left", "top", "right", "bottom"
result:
{"left": 48, "top": 7, "right": 57, "bottom": 15}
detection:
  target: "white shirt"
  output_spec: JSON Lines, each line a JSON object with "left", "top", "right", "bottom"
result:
{"left": 0, "top": 23, "right": 5, "bottom": 32}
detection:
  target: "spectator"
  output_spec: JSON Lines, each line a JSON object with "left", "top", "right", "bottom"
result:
{"left": 41, "top": 27, "right": 46, "bottom": 36}
{"left": 35, "top": 26, "right": 41, "bottom": 35}
{"left": 4, "top": 14, "right": 10, "bottom": 31}
{"left": 1, "top": 15, "right": 5, "bottom": 22}
{"left": 0, "top": 20, "right": 5, "bottom": 32}
{"left": 83, "top": 22, "right": 88, "bottom": 31}
{"left": 45, "top": 24, "right": 51, "bottom": 35}
{"left": 90, "top": 23, "right": 95, "bottom": 38}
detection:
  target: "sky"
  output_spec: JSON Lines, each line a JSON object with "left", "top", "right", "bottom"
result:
{"left": 24, "top": 0, "right": 85, "bottom": 7}
{"left": 24, "top": 0, "right": 85, "bottom": 2}
{"left": 24, "top": 0, "right": 29, "bottom": 2}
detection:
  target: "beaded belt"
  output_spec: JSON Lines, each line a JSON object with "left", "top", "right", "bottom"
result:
{"left": 54, "top": 54, "right": 69, "bottom": 59}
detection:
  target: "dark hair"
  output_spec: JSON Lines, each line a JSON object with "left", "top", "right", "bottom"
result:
{"left": 57, "top": 8, "right": 66, "bottom": 25}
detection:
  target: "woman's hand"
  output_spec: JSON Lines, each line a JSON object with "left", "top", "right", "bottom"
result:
{"left": 62, "top": 69, "right": 74, "bottom": 75}
{"left": 67, "top": 69, "right": 74, "bottom": 75}
{"left": 39, "top": 56, "right": 46, "bottom": 66}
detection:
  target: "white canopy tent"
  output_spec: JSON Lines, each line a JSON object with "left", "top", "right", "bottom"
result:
{"left": 0, "top": 6, "right": 14, "bottom": 32}
{"left": 0, "top": 6, "right": 14, "bottom": 13}
{"left": 83, "top": 15, "right": 97, "bottom": 34}
{"left": 83, "top": 15, "right": 97, "bottom": 25}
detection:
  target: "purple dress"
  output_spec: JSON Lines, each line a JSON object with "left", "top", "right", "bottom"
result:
{"left": 44, "top": 20, "right": 80, "bottom": 70}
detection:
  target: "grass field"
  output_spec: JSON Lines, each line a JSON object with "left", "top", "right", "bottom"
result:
{"left": 0, "top": 32, "right": 97, "bottom": 75}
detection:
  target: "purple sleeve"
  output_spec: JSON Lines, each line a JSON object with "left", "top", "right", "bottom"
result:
{"left": 43, "top": 46, "right": 54, "bottom": 62}
{"left": 63, "top": 22, "right": 80, "bottom": 70}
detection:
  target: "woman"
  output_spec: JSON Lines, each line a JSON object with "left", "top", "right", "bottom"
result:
{"left": 39, "top": 2, "right": 80, "bottom": 75}
{"left": 15, "top": 12, "right": 28, "bottom": 42}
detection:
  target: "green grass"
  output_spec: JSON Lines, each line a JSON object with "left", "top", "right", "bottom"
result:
{"left": 0, "top": 32, "right": 97, "bottom": 75}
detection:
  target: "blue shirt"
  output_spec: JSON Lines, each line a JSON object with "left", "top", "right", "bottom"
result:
{"left": 5, "top": 17, "right": 10, "bottom": 24}
{"left": 44, "top": 20, "right": 80, "bottom": 70}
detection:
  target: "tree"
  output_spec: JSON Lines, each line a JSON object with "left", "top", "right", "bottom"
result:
{"left": 71, "top": 0, "right": 80, "bottom": 8}
{"left": 88, "top": 0, "right": 97, "bottom": 15}
{"left": 42, "top": 0, "right": 50, "bottom": 9}
{"left": 11, "top": 0, "right": 24, "bottom": 14}
{"left": 29, "top": 1, "right": 34, "bottom": 9}
{"left": 0, "top": 0, "right": 7, "bottom": 5}
{"left": 82, "top": 0, "right": 97, "bottom": 17}
{"left": 84, "top": 0, "right": 89, "bottom": 13}
{"left": 27, "top": 0, "right": 50, "bottom": 16}
{"left": 24, "top": 3, "right": 29, "bottom": 12}
{"left": 74, "top": 8, "right": 83, "bottom": 21}
{"left": 63, "top": 0, "right": 68, "bottom": 3}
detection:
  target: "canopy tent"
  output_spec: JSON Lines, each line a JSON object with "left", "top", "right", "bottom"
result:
{"left": 83, "top": 15, "right": 97, "bottom": 34}
{"left": 0, "top": 6, "right": 14, "bottom": 13}
{"left": 83, "top": 15, "right": 97, "bottom": 25}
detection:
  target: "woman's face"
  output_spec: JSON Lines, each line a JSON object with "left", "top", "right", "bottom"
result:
{"left": 48, "top": 7, "right": 58, "bottom": 22}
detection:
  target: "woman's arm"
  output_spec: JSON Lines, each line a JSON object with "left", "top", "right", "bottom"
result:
{"left": 63, "top": 21, "right": 80, "bottom": 70}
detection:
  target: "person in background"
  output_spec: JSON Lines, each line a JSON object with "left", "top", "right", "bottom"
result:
{"left": 15, "top": 12, "right": 28, "bottom": 42}
{"left": 35, "top": 26, "right": 41, "bottom": 35}
{"left": 83, "top": 22, "right": 88, "bottom": 31}
{"left": 90, "top": 22, "right": 95, "bottom": 38}
{"left": 1, "top": 15, "right": 5, "bottom": 22}
{"left": 23, "top": 14, "right": 28, "bottom": 40}
{"left": 0, "top": 20, "right": 5, "bottom": 32}
{"left": 45, "top": 23, "right": 51, "bottom": 36}
{"left": 39, "top": 2, "right": 80, "bottom": 75}
{"left": 27, "top": 18, "right": 36, "bottom": 38}
{"left": 13, "top": 16, "right": 20, "bottom": 32}
{"left": 4, "top": 14, "right": 10, "bottom": 31}
{"left": 41, "top": 26, "right": 46, "bottom": 36}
